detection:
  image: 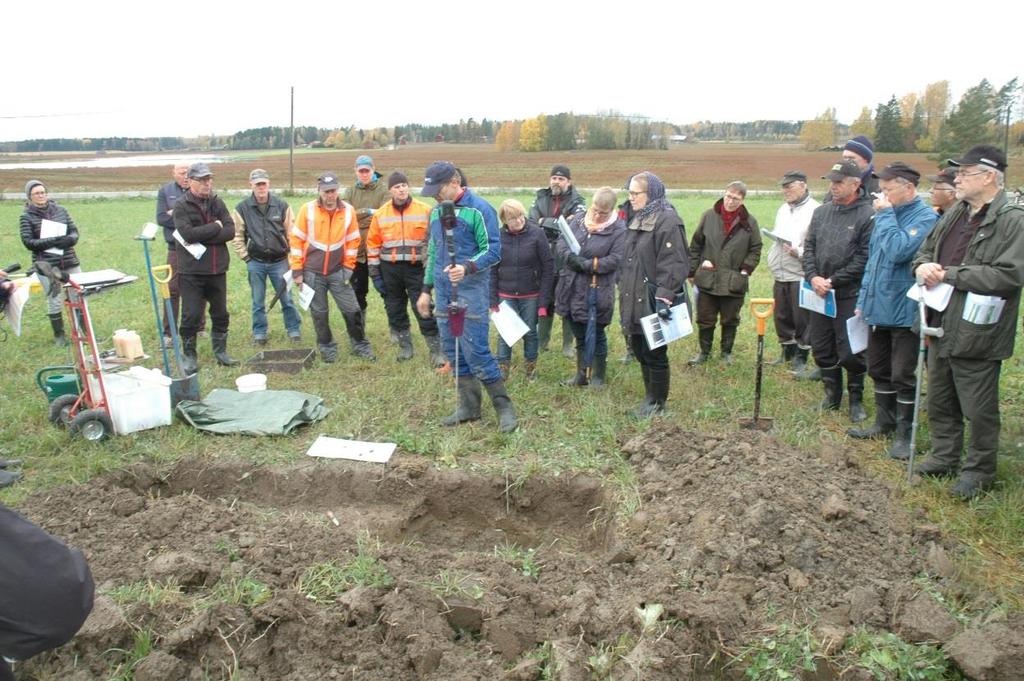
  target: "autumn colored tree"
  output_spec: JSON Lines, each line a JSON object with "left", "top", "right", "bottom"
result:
{"left": 849, "top": 107, "right": 875, "bottom": 140}
{"left": 494, "top": 121, "right": 521, "bottom": 152}
{"left": 519, "top": 115, "right": 548, "bottom": 152}
{"left": 799, "top": 108, "right": 838, "bottom": 150}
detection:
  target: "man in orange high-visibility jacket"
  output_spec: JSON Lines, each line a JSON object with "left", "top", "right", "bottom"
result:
{"left": 290, "top": 172, "right": 376, "bottom": 363}
{"left": 366, "top": 171, "right": 447, "bottom": 367}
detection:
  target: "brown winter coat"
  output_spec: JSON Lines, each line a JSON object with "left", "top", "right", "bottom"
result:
{"left": 618, "top": 205, "right": 689, "bottom": 334}
{"left": 688, "top": 199, "right": 762, "bottom": 297}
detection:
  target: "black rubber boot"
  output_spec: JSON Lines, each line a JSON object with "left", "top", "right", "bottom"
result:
{"left": 847, "top": 371, "right": 868, "bottom": 423}
{"left": 767, "top": 344, "right": 795, "bottom": 366}
{"left": 887, "top": 400, "right": 916, "bottom": 460}
{"left": 634, "top": 367, "right": 669, "bottom": 418}
{"left": 180, "top": 335, "right": 199, "bottom": 375}
{"left": 484, "top": 379, "right": 518, "bottom": 433}
{"left": 820, "top": 366, "right": 843, "bottom": 411}
{"left": 425, "top": 334, "right": 447, "bottom": 369}
{"left": 0, "top": 469, "right": 23, "bottom": 488}
{"left": 442, "top": 376, "right": 482, "bottom": 426}
{"left": 211, "top": 332, "right": 239, "bottom": 367}
{"left": 847, "top": 390, "right": 896, "bottom": 439}
{"left": 347, "top": 312, "right": 377, "bottom": 361}
{"left": 561, "top": 319, "right": 574, "bottom": 359}
{"left": 396, "top": 330, "right": 414, "bottom": 362}
{"left": 789, "top": 346, "right": 809, "bottom": 373}
{"left": 537, "top": 314, "right": 553, "bottom": 352}
{"left": 720, "top": 326, "right": 737, "bottom": 365}
{"left": 497, "top": 361, "right": 510, "bottom": 380}
{"left": 589, "top": 355, "right": 607, "bottom": 388}
{"left": 49, "top": 312, "right": 67, "bottom": 347}
{"left": 619, "top": 331, "right": 635, "bottom": 364}
{"left": 688, "top": 328, "right": 714, "bottom": 366}
{"left": 561, "top": 350, "right": 588, "bottom": 386}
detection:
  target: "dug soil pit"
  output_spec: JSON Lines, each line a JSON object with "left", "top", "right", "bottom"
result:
{"left": 13, "top": 423, "right": 1002, "bottom": 679}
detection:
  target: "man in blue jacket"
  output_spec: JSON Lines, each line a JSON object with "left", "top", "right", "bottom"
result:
{"left": 415, "top": 162, "right": 517, "bottom": 433}
{"left": 848, "top": 162, "right": 937, "bottom": 458}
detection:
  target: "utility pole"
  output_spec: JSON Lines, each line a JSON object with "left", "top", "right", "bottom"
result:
{"left": 289, "top": 86, "right": 295, "bottom": 195}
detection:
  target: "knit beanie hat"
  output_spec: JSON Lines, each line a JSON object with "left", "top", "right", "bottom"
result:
{"left": 25, "top": 179, "right": 46, "bottom": 198}
{"left": 844, "top": 136, "right": 874, "bottom": 164}
{"left": 388, "top": 171, "right": 409, "bottom": 189}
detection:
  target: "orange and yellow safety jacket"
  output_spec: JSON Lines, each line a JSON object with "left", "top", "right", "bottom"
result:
{"left": 289, "top": 199, "right": 359, "bottom": 276}
{"left": 365, "top": 198, "right": 431, "bottom": 278}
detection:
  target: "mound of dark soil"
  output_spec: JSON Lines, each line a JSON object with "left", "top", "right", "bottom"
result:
{"left": 12, "top": 423, "right": 1015, "bottom": 679}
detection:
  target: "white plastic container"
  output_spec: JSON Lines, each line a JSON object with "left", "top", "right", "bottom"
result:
{"left": 88, "top": 367, "right": 172, "bottom": 435}
{"left": 235, "top": 373, "right": 267, "bottom": 393}
{"left": 112, "top": 329, "right": 144, "bottom": 360}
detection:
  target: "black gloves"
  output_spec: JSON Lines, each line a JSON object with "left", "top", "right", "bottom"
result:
{"left": 656, "top": 299, "right": 672, "bottom": 320}
{"left": 566, "top": 254, "right": 591, "bottom": 273}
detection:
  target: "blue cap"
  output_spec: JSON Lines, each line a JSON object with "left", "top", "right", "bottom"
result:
{"left": 421, "top": 161, "right": 457, "bottom": 197}
{"left": 355, "top": 155, "right": 374, "bottom": 169}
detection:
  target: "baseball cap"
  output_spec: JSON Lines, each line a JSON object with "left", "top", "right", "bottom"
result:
{"left": 249, "top": 168, "right": 270, "bottom": 182}
{"left": 947, "top": 144, "right": 1007, "bottom": 172}
{"left": 780, "top": 170, "right": 807, "bottom": 186}
{"left": 421, "top": 161, "right": 457, "bottom": 197}
{"left": 355, "top": 155, "right": 374, "bottom": 169}
{"left": 317, "top": 172, "right": 340, "bottom": 191}
{"left": 188, "top": 162, "right": 213, "bottom": 179}
{"left": 926, "top": 167, "right": 957, "bottom": 186}
{"left": 872, "top": 161, "right": 921, "bottom": 185}
{"left": 823, "top": 159, "right": 862, "bottom": 182}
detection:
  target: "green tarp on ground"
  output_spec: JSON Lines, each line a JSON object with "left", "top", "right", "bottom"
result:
{"left": 176, "top": 389, "right": 330, "bottom": 436}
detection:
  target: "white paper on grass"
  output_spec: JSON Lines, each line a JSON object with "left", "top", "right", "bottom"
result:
{"left": 640, "top": 301, "right": 693, "bottom": 350}
{"left": 905, "top": 282, "right": 953, "bottom": 312}
{"left": 172, "top": 229, "right": 207, "bottom": 260}
{"left": 490, "top": 300, "right": 530, "bottom": 346}
{"left": 557, "top": 216, "right": 581, "bottom": 255}
{"left": 140, "top": 222, "right": 160, "bottom": 240}
{"left": 846, "top": 314, "right": 869, "bottom": 355}
{"left": 962, "top": 292, "right": 1006, "bottom": 324}
{"left": 306, "top": 435, "right": 396, "bottom": 463}
{"left": 40, "top": 218, "right": 67, "bottom": 256}
{"left": 297, "top": 282, "right": 315, "bottom": 311}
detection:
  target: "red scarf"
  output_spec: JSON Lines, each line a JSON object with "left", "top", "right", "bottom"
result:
{"left": 721, "top": 208, "right": 739, "bottom": 236}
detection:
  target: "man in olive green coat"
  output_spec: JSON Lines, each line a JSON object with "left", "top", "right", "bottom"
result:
{"left": 687, "top": 181, "right": 762, "bottom": 365}
{"left": 912, "top": 145, "right": 1024, "bottom": 500}
{"left": 344, "top": 155, "right": 390, "bottom": 333}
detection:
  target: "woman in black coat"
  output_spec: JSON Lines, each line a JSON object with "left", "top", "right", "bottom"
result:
{"left": 618, "top": 172, "right": 688, "bottom": 416}
{"left": 19, "top": 180, "right": 82, "bottom": 346}
{"left": 555, "top": 187, "right": 625, "bottom": 387}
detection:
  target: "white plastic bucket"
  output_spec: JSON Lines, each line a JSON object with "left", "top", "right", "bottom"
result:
{"left": 235, "top": 373, "right": 267, "bottom": 393}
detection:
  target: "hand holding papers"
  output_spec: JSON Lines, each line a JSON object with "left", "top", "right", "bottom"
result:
{"left": 490, "top": 301, "right": 529, "bottom": 346}
{"left": 640, "top": 301, "right": 693, "bottom": 350}
{"left": 760, "top": 227, "right": 792, "bottom": 246}
{"left": 905, "top": 282, "right": 953, "bottom": 312}
{"left": 40, "top": 219, "right": 67, "bottom": 256}
{"left": 557, "top": 216, "right": 581, "bottom": 255}
{"left": 798, "top": 280, "right": 836, "bottom": 318}
{"left": 172, "top": 229, "right": 207, "bottom": 260}
{"left": 846, "top": 314, "right": 869, "bottom": 354}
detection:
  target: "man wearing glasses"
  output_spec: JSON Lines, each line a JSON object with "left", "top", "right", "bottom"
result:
{"left": 912, "top": 145, "right": 1024, "bottom": 500}
{"left": 926, "top": 167, "right": 958, "bottom": 216}
{"left": 173, "top": 162, "right": 238, "bottom": 373}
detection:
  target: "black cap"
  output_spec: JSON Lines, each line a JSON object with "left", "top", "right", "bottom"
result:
{"left": 187, "top": 162, "right": 213, "bottom": 179}
{"left": 927, "top": 167, "right": 958, "bottom": 186}
{"left": 387, "top": 171, "right": 408, "bottom": 189}
{"left": 317, "top": 172, "right": 340, "bottom": 191}
{"left": 823, "top": 159, "right": 862, "bottom": 182}
{"left": 872, "top": 161, "right": 921, "bottom": 185}
{"left": 421, "top": 161, "right": 457, "bottom": 197}
{"left": 550, "top": 164, "right": 571, "bottom": 180}
{"left": 947, "top": 144, "right": 1007, "bottom": 172}
{"left": 780, "top": 170, "right": 807, "bottom": 186}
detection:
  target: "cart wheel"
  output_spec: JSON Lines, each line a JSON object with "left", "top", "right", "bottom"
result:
{"left": 69, "top": 409, "right": 114, "bottom": 442}
{"left": 49, "top": 394, "right": 78, "bottom": 427}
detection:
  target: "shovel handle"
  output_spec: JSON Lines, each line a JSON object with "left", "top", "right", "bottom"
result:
{"left": 749, "top": 298, "right": 774, "bottom": 336}
{"left": 151, "top": 264, "right": 173, "bottom": 299}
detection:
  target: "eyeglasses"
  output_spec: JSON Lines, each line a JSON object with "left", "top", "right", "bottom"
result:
{"left": 956, "top": 169, "right": 990, "bottom": 178}
{"left": 30, "top": 189, "right": 47, "bottom": 196}
{"left": 628, "top": 190, "right": 646, "bottom": 198}
{"left": 930, "top": 187, "right": 955, "bottom": 192}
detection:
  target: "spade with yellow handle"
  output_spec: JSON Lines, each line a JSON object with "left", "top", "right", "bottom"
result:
{"left": 739, "top": 298, "right": 775, "bottom": 431}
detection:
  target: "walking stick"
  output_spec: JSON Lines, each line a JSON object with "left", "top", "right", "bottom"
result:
{"left": 908, "top": 280, "right": 945, "bottom": 483}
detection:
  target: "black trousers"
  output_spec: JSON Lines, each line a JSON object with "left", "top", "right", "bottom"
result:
{"left": 630, "top": 333, "right": 669, "bottom": 371}
{"left": 380, "top": 262, "right": 438, "bottom": 337}
{"left": 695, "top": 292, "right": 743, "bottom": 331}
{"left": 1, "top": 505, "right": 94, "bottom": 678}
{"left": 866, "top": 325, "right": 918, "bottom": 401}
{"left": 179, "top": 273, "right": 229, "bottom": 337}
{"left": 808, "top": 296, "right": 865, "bottom": 373}
{"left": 163, "top": 248, "right": 205, "bottom": 336}
{"left": 772, "top": 280, "right": 808, "bottom": 347}
{"left": 350, "top": 261, "right": 369, "bottom": 311}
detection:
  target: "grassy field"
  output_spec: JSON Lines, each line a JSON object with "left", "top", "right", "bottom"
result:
{"left": 5, "top": 142, "right": 1012, "bottom": 195}
{"left": 1, "top": 191, "right": 1022, "bottom": 619}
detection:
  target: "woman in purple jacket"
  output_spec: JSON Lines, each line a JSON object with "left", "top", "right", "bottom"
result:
{"left": 555, "top": 187, "right": 626, "bottom": 387}
{"left": 490, "top": 200, "right": 554, "bottom": 380}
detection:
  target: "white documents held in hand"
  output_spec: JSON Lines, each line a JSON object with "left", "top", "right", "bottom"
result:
{"left": 846, "top": 314, "right": 869, "bottom": 354}
{"left": 557, "top": 216, "right": 581, "bottom": 255}
{"left": 40, "top": 218, "right": 67, "bottom": 256}
{"left": 905, "top": 282, "right": 953, "bottom": 312}
{"left": 297, "top": 283, "right": 315, "bottom": 311}
{"left": 172, "top": 229, "right": 207, "bottom": 260}
{"left": 490, "top": 300, "right": 530, "bottom": 347}
{"left": 640, "top": 302, "right": 693, "bottom": 350}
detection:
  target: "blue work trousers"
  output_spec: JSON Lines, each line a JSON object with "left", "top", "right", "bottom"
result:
{"left": 248, "top": 259, "right": 300, "bottom": 339}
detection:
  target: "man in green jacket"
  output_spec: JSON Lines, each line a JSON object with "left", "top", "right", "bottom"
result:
{"left": 344, "top": 155, "right": 390, "bottom": 337}
{"left": 687, "top": 181, "right": 762, "bottom": 365}
{"left": 912, "top": 145, "right": 1024, "bottom": 500}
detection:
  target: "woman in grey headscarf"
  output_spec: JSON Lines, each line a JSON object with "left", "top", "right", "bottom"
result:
{"left": 617, "top": 172, "right": 688, "bottom": 417}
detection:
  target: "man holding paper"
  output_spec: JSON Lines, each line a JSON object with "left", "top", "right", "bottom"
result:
{"left": 173, "top": 163, "right": 238, "bottom": 372}
{"left": 802, "top": 159, "right": 874, "bottom": 421}
{"left": 849, "top": 162, "right": 936, "bottom": 458}
{"left": 19, "top": 180, "right": 82, "bottom": 346}
{"left": 911, "top": 145, "right": 1024, "bottom": 500}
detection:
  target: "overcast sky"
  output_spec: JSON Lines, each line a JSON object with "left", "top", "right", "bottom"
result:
{"left": 2, "top": 1, "right": 1020, "bottom": 142}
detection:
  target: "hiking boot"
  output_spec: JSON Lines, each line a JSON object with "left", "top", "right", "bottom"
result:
{"left": 0, "top": 469, "right": 23, "bottom": 488}
{"left": 524, "top": 360, "right": 538, "bottom": 381}
{"left": 720, "top": 353, "right": 733, "bottom": 366}
{"left": 950, "top": 477, "right": 992, "bottom": 501}
{"left": 561, "top": 351, "right": 588, "bottom": 387}
{"left": 212, "top": 332, "right": 239, "bottom": 367}
{"left": 253, "top": 335, "right": 269, "bottom": 346}
{"left": 847, "top": 391, "right": 896, "bottom": 439}
{"left": 396, "top": 330, "right": 414, "bottom": 362}
{"left": 914, "top": 457, "right": 958, "bottom": 478}
{"left": 319, "top": 342, "right": 338, "bottom": 364}
{"left": 442, "top": 376, "right": 482, "bottom": 426}
{"left": 352, "top": 340, "right": 377, "bottom": 361}
{"left": 389, "top": 327, "right": 400, "bottom": 344}
{"left": 497, "top": 360, "right": 511, "bottom": 380}
{"left": 0, "top": 458, "right": 23, "bottom": 469}
{"left": 484, "top": 378, "right": 518, "bottom": 433}
{"left": 288, "top": 333, "right": 302, "bottom": 344}
{"left": 425, "top": 334, "right": 448, "bottom": 369}
{"left": 886, "top": 400, "right": 915, "bottom": 460}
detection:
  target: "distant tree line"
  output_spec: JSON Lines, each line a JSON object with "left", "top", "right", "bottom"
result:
{"left": 493, "top": 113, "right": 679, "bottom": 152}
{"left": 228, "top": 126, "right": 330, "bottom": 149}
{"left": 0, "top": 137, "right": 187, "bottom": 153}
{"left": 801, "top": 77, "right": 1023, "bottom": 159}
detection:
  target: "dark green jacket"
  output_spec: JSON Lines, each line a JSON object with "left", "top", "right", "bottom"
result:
{"left": 912, "top": 191, "right": 1024, "bottom": 360}
{"left": 688, "top": 199, "right": 762, "bottom": 297}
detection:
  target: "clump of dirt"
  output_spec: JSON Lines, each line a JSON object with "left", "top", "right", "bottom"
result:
{"left": 12, "top": 423, "right": 1007, "bottom": 679}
